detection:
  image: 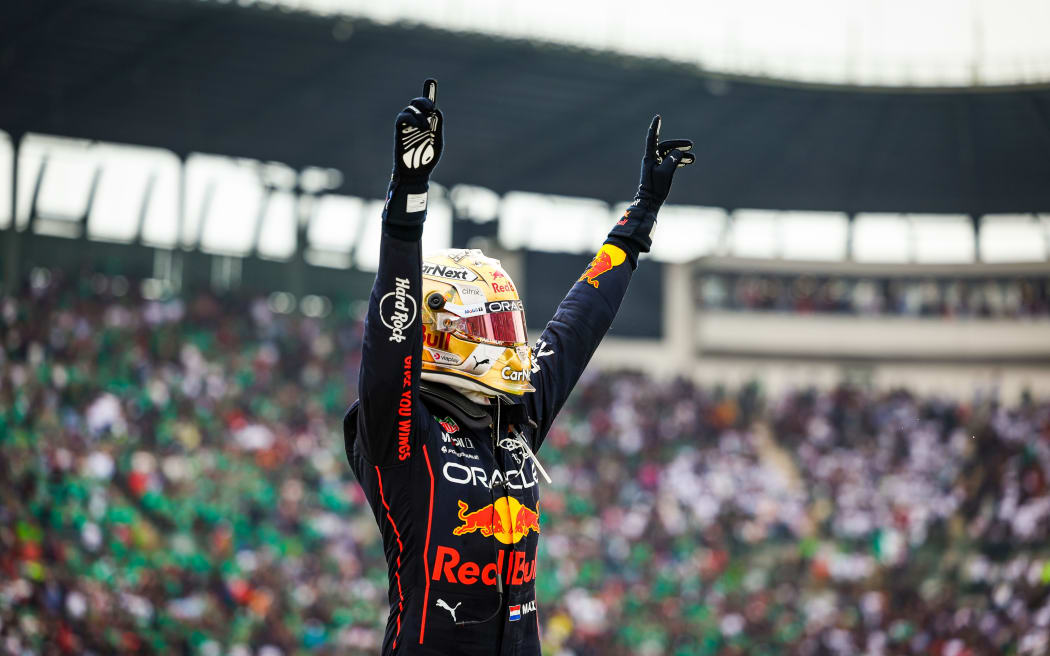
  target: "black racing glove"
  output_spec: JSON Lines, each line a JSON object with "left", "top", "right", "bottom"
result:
{"left": 606, "top": 115, "right": 694, "bottom": 262}
{"left": 383, "top": 78, "right": 444, "bottom": 240}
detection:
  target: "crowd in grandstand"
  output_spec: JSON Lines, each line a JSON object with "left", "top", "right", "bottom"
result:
{"left": 2, "top": 273, "right": 1049, "bottom": 655}
{"left": 698, "top": 273, "right": 1050, "bottom": 318}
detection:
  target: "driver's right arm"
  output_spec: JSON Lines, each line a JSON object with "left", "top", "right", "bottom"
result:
{"left": 356, "top": 80, "right": 443, "bottom": 466}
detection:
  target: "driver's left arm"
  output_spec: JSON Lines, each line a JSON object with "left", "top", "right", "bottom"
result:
{"left": 524, "top": 116, "right": 695, "bottom": 449}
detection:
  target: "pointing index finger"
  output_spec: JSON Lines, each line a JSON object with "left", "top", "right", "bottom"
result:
{"left": 646, "top": 115, "right": 661, "bottom": 158}
{"left": 423, "top": 78, "right": 437, "bottom": 104}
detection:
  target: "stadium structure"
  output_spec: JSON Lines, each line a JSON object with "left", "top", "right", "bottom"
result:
{"left": 3, "top": 1, "right": 1048, "bottom": 401}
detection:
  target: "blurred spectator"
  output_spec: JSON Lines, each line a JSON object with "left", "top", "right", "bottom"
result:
{"left": 2, "top": 271, "right": 1048, "bottom": 655}
{"left": 699, "top": 273, "right": 1050, "bottom": 318}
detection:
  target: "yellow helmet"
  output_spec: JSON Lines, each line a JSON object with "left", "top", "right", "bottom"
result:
{"left": 420, "top": 249, "right": 534, "bottom": 397}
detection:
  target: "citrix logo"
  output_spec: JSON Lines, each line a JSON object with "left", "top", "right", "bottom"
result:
{"left": 380, "top": 277, "right": 417, "bottom": 343}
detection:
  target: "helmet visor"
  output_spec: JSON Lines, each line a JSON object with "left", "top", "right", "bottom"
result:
{"left": 450, "top": 303, "right": 528, "bottom": 346}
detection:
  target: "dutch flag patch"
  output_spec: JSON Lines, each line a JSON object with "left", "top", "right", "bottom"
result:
{"left": 508, "top": 605, "right": 521, "bottom": 622}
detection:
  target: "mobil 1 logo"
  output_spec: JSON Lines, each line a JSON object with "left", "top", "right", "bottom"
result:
{"left": 380, "top": 277, "right": 417, "bottom": 343}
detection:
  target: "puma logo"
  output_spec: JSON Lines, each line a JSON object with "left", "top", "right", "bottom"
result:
{"left": 471, "top": 356, "right": 491, "bottom": 370}
{"left": 436, "top": 598, "right": 461, "bottom": 622}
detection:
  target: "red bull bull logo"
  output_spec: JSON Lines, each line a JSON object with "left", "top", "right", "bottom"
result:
{"left": 578, "top": 244, "right": 626, "bottom": 288}
{"left": 452, "top": 497, "right": 540, "bottom": 545}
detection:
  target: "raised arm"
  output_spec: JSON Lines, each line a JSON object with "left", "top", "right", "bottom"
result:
{"left": 356, "top": 79, "right": 443, "bottom": 466}
{"left": 525, "top": 116, "right": 694, "bottom": 445}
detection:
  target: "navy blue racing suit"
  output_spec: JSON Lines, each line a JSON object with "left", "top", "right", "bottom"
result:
{"left": 343, "top": 228, "right": 643, "bottom": 654}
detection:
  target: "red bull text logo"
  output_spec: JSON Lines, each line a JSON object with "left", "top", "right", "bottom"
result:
{"left": 491, "top": 279, "right": 516, "bottom": 294}
{"left": 452, "top": 497, "right": 540, "bottom": 545}
{"left": 433, "top": 545, "right": 537, "bottom": 587}
{"left": 424, "top": 328, "right": 451, "bottom": 351}
{"left": 578, "top": 244, "right": 626, "bottom": 288}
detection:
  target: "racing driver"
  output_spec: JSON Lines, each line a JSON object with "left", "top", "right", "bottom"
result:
{"left": 344, "top": 79, "right": 693, "bottom": 655}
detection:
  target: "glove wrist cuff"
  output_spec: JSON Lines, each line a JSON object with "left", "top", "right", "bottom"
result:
{"left": 383, "top": 179, "right": 430, "bottom": 232}
{"left": 603, "top": 236, "right": 641, "bottom": 269}
{"left": 633, "top": 190, "right": 663, "bottom": 212}
{"left": 606, "top": 203, "right": 658, "bottom": 256}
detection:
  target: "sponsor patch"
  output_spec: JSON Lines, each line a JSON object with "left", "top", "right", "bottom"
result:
{"left": 432, "top": 545, "right": 536, "bottom": 587}
{"left": 396, "top": 355, "right": 412, "bottom": 460}
{"left": 442, "top": 462, "right": 537, "bottom": 490}
{"left": 440, "top": 446, "right": 479, "bottom": 461}
{"left": 486, "top": 299, "right": 525, "bottom": 313}
{"left": 467, "top": 353, "right": 493, "bottom": 373}
{"left": 491, "top": 279, "right": 516, "bottom": 294}
{"left": 426, "top": 348, "right": 462, "bottom": 366}
{"left": 578, "top": 244, "right": 626, "bottom": 288}
{"left": 380, "top": 277, "right": 417, "bottom": 343}
{"left": 462, "top": 344, "right": 503, "bottom": 373}
{"left": 406, "top": 192, "right": 428, "bottom": 213}
{"left": 438, "top": 417, "right": 460, "bottom": 433}
{"left": 422, "top": 262, "right": 479, "bottom": 282}
{"left": 501, "top": 366, "right": 529, "bottom": 382}
{"left": 531, "top": 339, "right": 553, "bottom": 373}
{"left": 454, "top": 284, "right": 486, "bottom": 306}
{"left": 508, "top": 601, "right": 535, "bottom": 622}
{"left": 442, "top": 301, "right": 486, "bottom": 318}
{"left": 439, "top": 424, "right": 474, "bottom": 451}
{"left": 452, "top": 497, "right": 540, "bottom": 545}
{"left": 436, "top": 599, "right": 461, "bottom": 622}
{"left": 424, "top": 329, "right": 452, "bottom": 351}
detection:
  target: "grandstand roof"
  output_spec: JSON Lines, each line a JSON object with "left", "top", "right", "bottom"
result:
{"left": 3, "top": 0, "right": 1050, "bottom": 215}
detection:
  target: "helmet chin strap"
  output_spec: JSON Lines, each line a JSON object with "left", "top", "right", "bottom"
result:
{"left": 458, "top": 388, "right": 493, "bottom": 405}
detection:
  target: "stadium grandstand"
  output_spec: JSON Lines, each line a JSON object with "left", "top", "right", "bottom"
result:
{"left": 2, "top": 1, "right": 1050, "bottom": 654}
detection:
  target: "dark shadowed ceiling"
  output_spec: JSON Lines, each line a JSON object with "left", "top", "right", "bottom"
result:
{"left": 3, "top": 0, "right": 1050, "bottom": 214}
